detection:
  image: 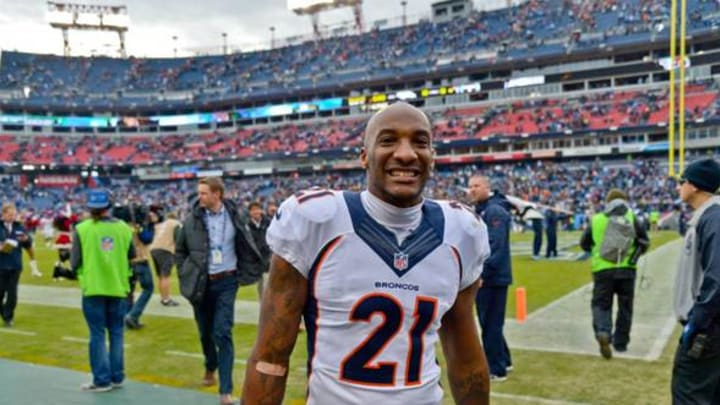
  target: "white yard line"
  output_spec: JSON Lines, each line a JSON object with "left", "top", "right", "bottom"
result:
{"left": 0, "top": 328, "right": 36, "bottom": 336}
{"left": 492, "top": 392, "right": 591, "bottom": 405}
{"left": 646, "top": 316, "right": 679, "bottom": 361}
{"left": 62, "top": 336, "right": 132, "bottom": 348}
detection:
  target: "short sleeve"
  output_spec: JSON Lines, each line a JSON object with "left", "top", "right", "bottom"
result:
{"left": 460, "top": 217, "right": 490, "bottom": 290}
{"left": 266, "top": 191, "right": 340, "bottom": 277}
{"left": 266, "top": 197, "right": 312, "bottom": 276}
{"left": 440, "top": 201, "right": 490, "bottom": 291}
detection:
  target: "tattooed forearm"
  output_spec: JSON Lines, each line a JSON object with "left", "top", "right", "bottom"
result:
{"left": 450, "top": 371, "right": 490, "bottom": 405}
{"left": 242, "top": 255, "right": 307, "bottom": 405}
{"left": 440, "top": 282, "right": 490, "bottom": 405}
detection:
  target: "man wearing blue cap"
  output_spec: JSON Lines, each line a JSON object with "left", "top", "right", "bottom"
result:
{"left": 71, "top": 189, "right": 135, "bottom": 392}
{"left": 672, "top": 158, "right": 720, "bottom": 404}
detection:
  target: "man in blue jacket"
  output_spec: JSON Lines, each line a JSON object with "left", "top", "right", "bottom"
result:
{"left": 672, "top": 158, "right": 720, "bottom": 403}
{"left": 468, "top": 175, "right": 513, "bottom": 381}
{"left": 0, "top": 203, "right": 34, "bottom": 327}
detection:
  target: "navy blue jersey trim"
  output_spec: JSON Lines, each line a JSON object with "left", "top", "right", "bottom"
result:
{"left": 343, "top": 192, "right": 445, "bottom": 278}
{"left": 304, "top": 235, "right": 343, "bottom": 377}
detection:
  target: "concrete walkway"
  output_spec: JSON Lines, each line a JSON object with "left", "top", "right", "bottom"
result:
{"left": 0, "top": 358, "right": 217, "bottom": 405}
{"left": 18, "top": 240, "right": 680, "bottom": 361}
{"left": 506, "top": 239, "right": 681, "bottom": 360}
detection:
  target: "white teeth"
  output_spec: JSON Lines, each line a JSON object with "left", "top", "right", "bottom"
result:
{"left": 390, "top": 170, "right": 417, "bottom": 177}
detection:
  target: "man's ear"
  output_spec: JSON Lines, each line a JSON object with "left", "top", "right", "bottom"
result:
{"left": 360, "top": 148, "right": 368, "bottom": 170}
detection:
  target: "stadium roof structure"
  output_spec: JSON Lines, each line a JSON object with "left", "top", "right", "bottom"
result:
{"left": 289, "top": 0, "right": 364, "bottom": 38}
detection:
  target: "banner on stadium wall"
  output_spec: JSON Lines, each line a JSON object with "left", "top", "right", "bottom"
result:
{"left": 619, "top": 144, "right": 646, "bottom": 153}
{"left": 562, "top": 146, "right": 612, "bottom": 157}
{"left": 34, "top": 175, "right": 79, "bottom": 187}
{"left": 482, "top": 152, "right": 530, "bottom": 161}
{"left": 531, "top": 150, "right": 559, "bottom": 159}
{"left": 658, "top": 56, "right": 690, "bottom": 71}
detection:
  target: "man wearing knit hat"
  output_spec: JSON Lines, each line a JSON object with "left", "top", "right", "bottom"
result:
{"left": 672, "top": 158, "right": 720, "bottom": 404}
{"left": 580, "top": 188, "right": 650, "bottom": 359}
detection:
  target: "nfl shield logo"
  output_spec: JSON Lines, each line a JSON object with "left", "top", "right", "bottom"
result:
{"left": 393, "top": 252, "right": 409, "bottom": 272}
{"left": 101, "top": 237, "right": 114, "bottom": 251}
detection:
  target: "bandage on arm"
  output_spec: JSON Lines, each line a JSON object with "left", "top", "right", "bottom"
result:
{"left": 255, "top": 361, "right": 287, "bottom": 377}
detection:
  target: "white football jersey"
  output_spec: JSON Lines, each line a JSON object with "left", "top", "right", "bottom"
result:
{"left": 266, "top": 189, "right": 489, "bottom": 405}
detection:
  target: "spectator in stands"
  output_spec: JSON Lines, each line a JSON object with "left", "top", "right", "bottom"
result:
{"left": 175, "top": 177, "right": 264, "bottom": 405}
{"left": 580, "top": 189, "right": 650, "bottom": 359}
{"left": 672, "top": 158, "right": 720, "bottom": 404}
{"left": 0, "top": 203, "right": 37, "bottom": 327}
{"left": 468, "top": 174, "right": 514, "bottom": 381}
{"left": 71, "top": 189, "right": 134, "bottom": 392}
{"left": 150, "top": 211, "right": 182, "bottom": 306}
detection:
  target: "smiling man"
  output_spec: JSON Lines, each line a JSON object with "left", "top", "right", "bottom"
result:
{"left": 243, "top": 102, "right": 491, "bottom": 405}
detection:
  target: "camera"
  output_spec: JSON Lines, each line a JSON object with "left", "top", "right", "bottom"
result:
{"left": 113, "top": 203, "right": 149, "bottom": 225}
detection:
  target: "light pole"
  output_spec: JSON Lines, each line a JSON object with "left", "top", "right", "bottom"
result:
{"left": 270, "top": 26, "right": 276, "bottom": 49}
{"left": 401, "top": 0, "right": 407, "bottom": 27}
{"left": 222, "top": 32, "right": 228, "bottom": 55}
{"left": 172, "top": 35, "right": 178, "bottom": 57}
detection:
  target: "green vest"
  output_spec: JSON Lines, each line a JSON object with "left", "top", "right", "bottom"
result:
{"left": 590, "top": 211, "right": 637, "bottom": 273}
{"left": 649, "top": 211, "right": 660, "bottom": 223}
{"left": 76, "top": 218, "right": 133, "bottom": 297}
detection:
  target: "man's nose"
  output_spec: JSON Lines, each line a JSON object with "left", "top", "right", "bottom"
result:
{"left": 393, "top": 138, "right": 418, "bottom": 162}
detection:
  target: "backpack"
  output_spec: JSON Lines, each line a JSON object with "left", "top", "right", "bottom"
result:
{"left": 599, "top": 213, "right": 636, "bottom": 264}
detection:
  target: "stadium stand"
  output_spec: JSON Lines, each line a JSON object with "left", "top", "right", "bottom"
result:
{"left": 1, "top": 0, "right": 720, "bottom": 109}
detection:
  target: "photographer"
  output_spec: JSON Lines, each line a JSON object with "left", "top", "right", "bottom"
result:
{"left": 113, "top": 203, "right": 156, "bottom": 330}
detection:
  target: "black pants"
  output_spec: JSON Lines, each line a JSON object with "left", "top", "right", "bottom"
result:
{"left": 546, "top": 228, "right": 557, "bottom": 257}
{"left": 0, "top": 269, "right": 21, "bottom": 323}
{"left": 532, "top": 219, "right": 543, "bottom": 256}
{"left": 591, "top": 270, "right": 635, "bottom": 348}
{"left": 476, "top": 285, "right": 511, "bottom": 377}
{"left": 672, "top": 334, "right": 720, "bottom": 404}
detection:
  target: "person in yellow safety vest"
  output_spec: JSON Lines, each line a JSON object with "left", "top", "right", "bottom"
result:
{"left": 580, "top": 189, "right": 650, "bottom": 359}
{"left": 649, "top": 209, "right": 660, "bottom": 232}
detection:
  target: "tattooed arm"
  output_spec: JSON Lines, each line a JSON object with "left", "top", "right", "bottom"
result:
{"left": 439, "top": 280, "right": 490, "bottom": 405}
{"left": 242, "top": 254, "right": 307, "bottom": 405}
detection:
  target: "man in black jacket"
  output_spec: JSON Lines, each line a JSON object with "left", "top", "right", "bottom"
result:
{"left": 175, "top": 177, "right": 264, "bottom": 405}
{"left": 468, "top": 175, "right": 513, "bottom": 381}
{"left": 0, "top": 203, "right": 35, "bottom": 327}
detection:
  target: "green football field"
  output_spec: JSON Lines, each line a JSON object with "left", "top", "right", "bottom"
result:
{"left": 1, "top": 230, "right": 681, "bottom": 404}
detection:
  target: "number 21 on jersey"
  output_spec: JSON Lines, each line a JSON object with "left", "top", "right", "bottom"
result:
{"left": 340, "top": 293, "right": 438, "bottom": 387}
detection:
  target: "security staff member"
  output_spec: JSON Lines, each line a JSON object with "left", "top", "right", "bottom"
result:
{"left": 71, "top": 189, "right": 134, "bottom": 391}
{"left": 580, "top": 189, "right": 649, "bottom": 359}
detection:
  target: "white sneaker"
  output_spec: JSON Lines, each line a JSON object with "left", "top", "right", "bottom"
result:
{"left": 80, "top": 382, "right": 112, "bottom": 392}
{"left": 490, "top": 374, "right": 508, "bottom": 382}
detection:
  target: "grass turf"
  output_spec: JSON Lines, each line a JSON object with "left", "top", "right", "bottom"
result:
{"left": 3, "top": 230, "right": 680, "bottom": 404}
